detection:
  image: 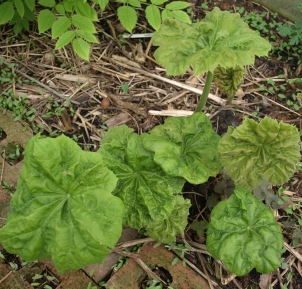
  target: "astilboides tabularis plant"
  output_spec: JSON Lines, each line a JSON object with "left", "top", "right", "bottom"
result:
{"left": 0, "top": 7, "right": 301, "bottom": 277}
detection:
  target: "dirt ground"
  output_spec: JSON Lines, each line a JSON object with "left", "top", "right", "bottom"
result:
{"left": 0, "top": 0, "right": 302, "bottom": 288}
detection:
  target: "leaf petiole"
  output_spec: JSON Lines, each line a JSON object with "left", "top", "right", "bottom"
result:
{"left": 195, "top": 71, "right": 213, "bottom": 112}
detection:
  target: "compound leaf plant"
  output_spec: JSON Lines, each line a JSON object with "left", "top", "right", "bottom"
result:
{"left": 0, "top": 6, "right": 301, "bottom": 278}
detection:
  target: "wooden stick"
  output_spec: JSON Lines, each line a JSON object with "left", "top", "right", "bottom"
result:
{"left": 101, "top": 56, "right": 226, "bottom": 106}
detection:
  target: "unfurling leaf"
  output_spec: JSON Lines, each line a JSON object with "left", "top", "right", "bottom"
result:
{"left": 152, "top": 7, "right": 271, "bottom": 76}
{"left": 207, "top": 187, "right": 283, "bottom": 276}
{"left": 213, "top": 65, "right": 246, "bottom": 99}
{"left": 98, "top": 125, "right": 185, "bottom": 230}
{"left": 117, "top": 6, "right": 137, "bottom": 33}
{"left": 0, "top": 135, "right": 124, "bottom": 272}
{"left": 218, "top": 117, "right": 301, "bottom": 190}
{"left": 142, "top": 112, "right": 222, "bottom": 184}
{"left": 145, "top": 195, "right": 191, "bottom": 242}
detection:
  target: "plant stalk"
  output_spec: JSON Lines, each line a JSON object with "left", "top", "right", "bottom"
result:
{"left": 195, "top": 71, "right": 214, "bottom": 112}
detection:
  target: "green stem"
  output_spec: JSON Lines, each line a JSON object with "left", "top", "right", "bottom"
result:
{"left": 194, "top": 71, "right": 214, "bottom": 112}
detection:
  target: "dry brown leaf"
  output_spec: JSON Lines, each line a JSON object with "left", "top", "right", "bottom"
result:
{"left": 134, "top": 42, "right": 145, "bottom": 64}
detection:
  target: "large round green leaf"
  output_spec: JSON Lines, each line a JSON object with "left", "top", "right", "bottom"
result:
{"left": 98, "top": 125, "right": 185, "bottom": 230}
{"left": 152, "top": 7, "right": 271, "bottom": 76}
{"left": 0, "top": 135, "right": 124, "bottom": 272}
{"left": 219, "top": 116, "right": 301, "bottom": 190}
{"left": 206, "top": 187, "right": 283, "bottom": 276}
{"left": 142, "top": 112, "right": 222, "bottom": 184}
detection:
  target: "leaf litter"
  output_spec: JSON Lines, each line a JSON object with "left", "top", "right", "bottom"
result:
{"left": 0, "top": 0, "right": 302, "bottom": 288}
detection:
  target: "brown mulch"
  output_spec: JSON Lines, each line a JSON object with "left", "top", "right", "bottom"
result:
{"left": 0, "top": 0, "right": 302, "bottom": 288}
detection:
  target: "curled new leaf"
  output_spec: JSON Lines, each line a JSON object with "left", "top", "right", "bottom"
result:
{"left": 206, "top": 187, "right": 283, "bottom": 276}
{"left": 98, "top": 125, "right": 185, "bottom": 230}
{"left": 142, "top": 112, "right": 222, "bottom": 184}
{"left": 218, "top": 116, "right": 301, "bottom": 190}
{"left": 213, "top": 65, "right": 246, "bottom": 98}
{"left": 145, "top": 195, "right": 191, "bottom": 243}
{"left": 0, "top": 135, "right": 124, "bottom": 272}
{"left": 152, "top": 7, "right": 271, "bottom": 76}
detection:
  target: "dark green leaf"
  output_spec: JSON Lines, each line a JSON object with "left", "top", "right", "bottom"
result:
{"left": 0, "top": 2, "right": 15, "bottom": 25}
{"left": 98, "top": 125, "right": 185, "bottom": 230}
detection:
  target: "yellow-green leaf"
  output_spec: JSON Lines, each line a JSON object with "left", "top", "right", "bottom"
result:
{"left": 72, "top": 38, "right": 90, "bottom": 61}
{"left": 145, "top": 5, "right": 161, "bottom": 30}
{"left": 117, "top": 6, "right": 137, "bottom": 33}
{"left": 38, "top": 9, "right": 56, "bottom": 33}
{"left": 55, "top": 31, "right": 75, "bottom": 49}
{"left": 52, "top": 16, "right": 71, "bottom": 39}
{"left": 72, "top": 14, "right": 96, "bottom": 33}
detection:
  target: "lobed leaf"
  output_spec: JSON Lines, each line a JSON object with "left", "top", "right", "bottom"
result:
{"left": 206, "top": 187, "right": 283, "bottom": 276}
{"left": 38, "top": 9, "right": 56, "bottom": 33}
{"left": 98, "top": 125, "right": 185, "bottom": 230}
{"left": 145, "top": 195, "right": 191, "bottom": 243}
{"left": 0, "top": 2, "right": 15, "bottom": 25}
{"left": 117, "top": 6, "right": 137, "bottom": 33}
{"left": 218, "top": 116, "right": 301, "bottom": 190}
{"left": 152, "top": 7, "right": 271, "bottom": 76}
{"left": 145, "top": 5, "right": 161, "bottom": 31}
{"left": 142, "top": 112, "right": 222, "bottom": 184}
{"left": 0, "top": 135, "right": 124, "bottom": 272}
{"left": 72, "top": 38, "right": 90, "bottom": 61}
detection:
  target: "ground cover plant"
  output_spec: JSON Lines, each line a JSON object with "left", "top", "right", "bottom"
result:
{"left": 0, "top": 7, "right": 301, "bottom": 282}
{"left": 0, "top": 0, "right": 192, "bottom": 60}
